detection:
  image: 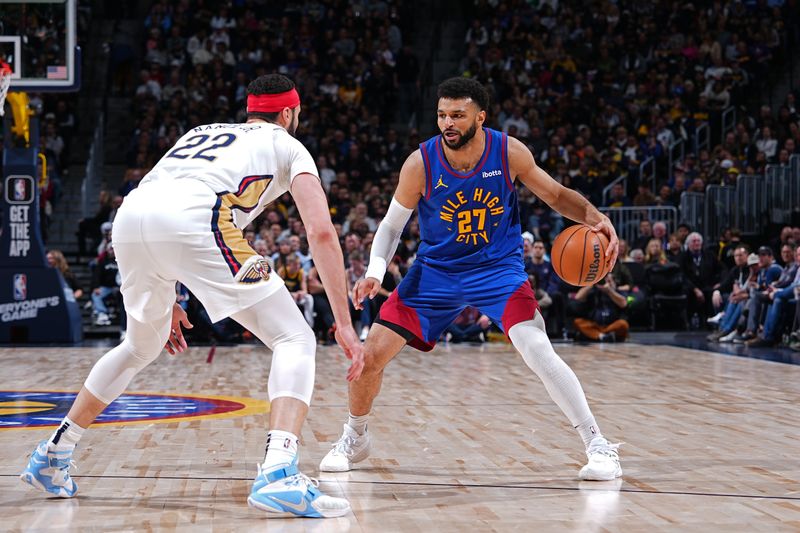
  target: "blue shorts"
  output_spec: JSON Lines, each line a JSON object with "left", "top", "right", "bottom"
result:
{"left": 376, "top": 258, "right": 539, "bottom": 351}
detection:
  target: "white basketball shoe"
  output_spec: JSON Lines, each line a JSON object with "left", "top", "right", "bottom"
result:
{"left": 319, "top": 424, "right": 371, "bottom": 472}
{"left": 578, "top": 436, "right": 622, "bottom": 481}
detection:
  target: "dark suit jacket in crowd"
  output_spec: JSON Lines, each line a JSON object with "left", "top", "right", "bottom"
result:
{"left": 678, "top": 248, "right": 722, "bottom": 293}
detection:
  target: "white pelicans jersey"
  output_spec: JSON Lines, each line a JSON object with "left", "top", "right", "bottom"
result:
{"left": 140, "top": 121, "right": 318, "bottom": 228}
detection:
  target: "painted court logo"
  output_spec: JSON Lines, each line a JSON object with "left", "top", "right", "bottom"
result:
{"left": 0, "top": 391, "right": 267, "bottom": 429}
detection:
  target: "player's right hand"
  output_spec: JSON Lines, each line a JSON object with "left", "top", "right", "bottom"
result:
{"left": 353, "top": 277, "right": 381, "bottom": 309}
{"left": 165, "top": 302, "right": 193, "bottom": 356}
{"left": 334, "top": 324, "right": 365, "bottom": 381}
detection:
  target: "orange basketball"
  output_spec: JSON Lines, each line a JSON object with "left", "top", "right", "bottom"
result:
{"left": 550, "top": 225, "right": 611, "bottom": 287}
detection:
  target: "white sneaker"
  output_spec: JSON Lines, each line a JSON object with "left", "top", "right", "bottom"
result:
{"left": 706, "top": 311, "right": 725, "bottom": 325}
{"left": 359, "top": 326, "right": 369, "bottom": 341}
{"left": 248, "top": 463, "right": 350, "bottom": 518}
{"left": 319, "top": 424, "right": 371, "bottom": 472}
{"left": 719, "top": 330, "right": 738, "bottom": 343}
{"left": 579, "top": 436, "right": 622, "bottom": 481}
{"left": 94, "top": 312, "right": 111, "bottom": 326}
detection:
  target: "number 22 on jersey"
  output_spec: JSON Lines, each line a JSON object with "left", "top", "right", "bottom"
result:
{"left": 166, "top": 133, "right": 237, "bottom": 161}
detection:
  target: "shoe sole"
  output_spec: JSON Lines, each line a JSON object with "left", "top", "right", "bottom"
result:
{"left": 578, "top": 466, "right": 623, "bottom": 481}
{"left": 247, "top": 496, "right": 350, "bottom": 518}
{"left": 19, "top": 472, "right": 75, "bottom": 498}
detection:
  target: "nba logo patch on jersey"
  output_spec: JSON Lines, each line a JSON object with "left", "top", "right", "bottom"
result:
{"left": 234, "top": 256, "right": 272, "bottom": 284}
{"left": 13, "top": 274, "right": 27, "bottom": 301}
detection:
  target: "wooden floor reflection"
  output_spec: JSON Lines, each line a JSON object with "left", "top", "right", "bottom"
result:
{"left": 1, "top": 339, "right": 799, "bottom": 531}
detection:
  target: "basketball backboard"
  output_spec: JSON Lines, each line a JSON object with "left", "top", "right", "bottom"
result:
{"left": 0, "top": 0, "right": 79, "bottom": 91}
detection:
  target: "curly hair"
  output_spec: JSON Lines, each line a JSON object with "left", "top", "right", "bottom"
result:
{"left": 437, "top": 77, "right": 490, "bottom": 111}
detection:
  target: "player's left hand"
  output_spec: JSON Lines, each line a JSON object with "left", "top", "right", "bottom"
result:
{"left": 591, "top": 217, "right": 619, "bottom": 271}
{"left": 165, "top": 302, "right": 193, "bottom": 355}
{"left": 334, "top": 324, "right": 365, "bottom": 381}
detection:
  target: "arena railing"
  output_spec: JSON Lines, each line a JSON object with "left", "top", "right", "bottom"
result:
{"left": 679, "top": 191, "right": 705, "bottom": 236}
{"left": 639, "top": 156, "right": 656, "bottom": 194}
{"left": 790, "top": 154, "right": 800, "bottom": 224}
{"left": 736, "top": 174, "right": 767, "bottom": 236}
{"left": 668, "top": 138, "right": 685, "bottom": 183}
{"left": 694, "top": 122, "right": 710, "bottom": 155}
{"left": 765, "top": 164, "right": 794, "bottom": 225}
{"left": 599, "top": 205, "right": 678, "bottom": 248}
{"left": 721, "top": 106, "right": 736, "bottom": 144}
{"left": 704, "top": 185, "right": 736, "bottom": 243}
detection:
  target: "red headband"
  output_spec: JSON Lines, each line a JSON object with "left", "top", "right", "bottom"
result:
{"left": 247, "top": 89, "right": 300, "bottom": 113}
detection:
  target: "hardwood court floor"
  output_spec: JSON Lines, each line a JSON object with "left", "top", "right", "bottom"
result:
{"left": 1, "top": 339, "right": 799, "bottom": 532}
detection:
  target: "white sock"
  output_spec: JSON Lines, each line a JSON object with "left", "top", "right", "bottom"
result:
{"left": 575, "top": 416, "right": 603, "bottom": 449}
{"left": 47, "top": 417, "right": 85, "bottom": 451}
{"left": 262, "top": 430, "right": 298, "bottom": 470}
{"left": 347, "top": 412, "right": 370, "bottom": 435}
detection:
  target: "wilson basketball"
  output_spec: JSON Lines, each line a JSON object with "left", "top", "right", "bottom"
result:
{"left": 550, "top": 225, "right": 611, "bottom": 286}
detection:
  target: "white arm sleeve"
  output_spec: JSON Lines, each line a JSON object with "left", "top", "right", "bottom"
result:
{"left": 365, "top": 198, "right": 413, "bottom": 281}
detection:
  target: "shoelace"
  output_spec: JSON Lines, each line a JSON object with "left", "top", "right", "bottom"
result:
{"left": 52, "top": 457, "right": 77, "bottom": 473}
{"left": 286, "top": 472, "right": 319, "bottom": 489}
{"left": 587, "top": 440, "right": 623, "bottom": 459}
{"left": 331, "top": 434, "right": 357, "bottom": 456}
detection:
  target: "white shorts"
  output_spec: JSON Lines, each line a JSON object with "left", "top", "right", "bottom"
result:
{"left": 112, "top": 179, "right": 284, "bottom": 323}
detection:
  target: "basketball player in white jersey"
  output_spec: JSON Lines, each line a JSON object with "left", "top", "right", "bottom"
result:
{"left": 20, "top": 74, "right": 364, "bottom": 519}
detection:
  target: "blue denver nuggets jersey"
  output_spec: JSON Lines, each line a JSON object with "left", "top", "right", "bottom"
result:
{"left": 416, "top": 127, "right": 522, "bottom": 270}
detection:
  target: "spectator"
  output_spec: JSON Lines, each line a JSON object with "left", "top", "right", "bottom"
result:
{"left": 444, "top": 307, "right": 490, "bottom": 343}
{"left": 632, "top": 219, "right": 654, "bottom": 251}
{"left": 345, "top": 251, "right": 371, "bottom": 340}
{"left": 679, "top": 232, "right": 722, "bottom": 324}
{"left": 746, "top": 246, "right": 800, "bottom": 347}
{"left": 90, "top": 245, "right": 121, "bottom": 327}
{"left": 572, "top": 274, "right": 630, "bottom": 342}
{"left": 652, "top": 221, "right": 669, "bottom": 250}
{"left": 738, "top": 246, "right": 786, "bottom": 343}
{"left": 667, "top": 233, "right": 684, "bottom": 262}
{"left": 277, "top": 253, "right": 315, "bottom": 328}
{"left": 76, "top": 190, "right": 113, "bottom": 260}
{"left": 644, "top": 239, "right": 668, "bottom": 266}
{"left": 708, "top": 247, "right": 754, "bottom": 342}
{"left": 46, "top": 249, "right": 83, "bottom": 299}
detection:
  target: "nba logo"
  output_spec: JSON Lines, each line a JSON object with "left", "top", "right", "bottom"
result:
{"left": 14, "top": 178, "right": 26, "bottom": 201}
{"left": 13, "top": 274, "right": 27, "bottom": 301}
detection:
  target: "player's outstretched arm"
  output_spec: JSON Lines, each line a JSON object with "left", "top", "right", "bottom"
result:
{"left": 353, "top": 151, "right": 424, "bottom": 306}
{"left": 292, "top": 172, "right": 364, "bottom": 381}
{"left": 509, "top": 137, "right": 619, "bottom": 269}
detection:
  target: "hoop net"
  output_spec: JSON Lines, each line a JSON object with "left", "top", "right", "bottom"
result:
{"left": 0, "top": 62, "right": 12, "bottom": 117}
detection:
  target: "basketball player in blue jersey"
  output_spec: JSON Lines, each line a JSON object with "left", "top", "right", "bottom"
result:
{"left": 320, "top": 77, "right": 623, "bottom": 481}
{"left": 20, "top": 74, "right": 364, "bottom": 518}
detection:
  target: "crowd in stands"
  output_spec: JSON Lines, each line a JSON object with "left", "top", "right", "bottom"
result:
{"left": 58, "top": 0, "right": 800, "bottom": 350}
{"left": 460, "top": 0, "right": 800, "bottom": 242}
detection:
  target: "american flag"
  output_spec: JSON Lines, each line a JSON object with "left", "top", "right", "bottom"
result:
{"left": 46, "top": 65, "right": 68, "bottom": 79}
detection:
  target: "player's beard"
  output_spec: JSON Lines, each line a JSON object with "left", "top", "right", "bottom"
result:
{"left": 443, "top": 122, "right": 478, "bottom": 150}
{"left": 287, "top": 108, "right": 299, "bottom": 136}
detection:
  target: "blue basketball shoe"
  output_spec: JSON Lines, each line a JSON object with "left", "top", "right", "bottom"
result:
{"left": 247, "top": 462, "right": 350, "bottom": 518}
{"left": 20, "top": 440, "right": 78, "bottom": 498}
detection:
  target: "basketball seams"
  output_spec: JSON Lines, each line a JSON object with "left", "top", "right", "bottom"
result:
{"left": 578, "top": 227, "right": 589, "bottom": 284}
{"left": 555, "top": 224, "right": 582, "bottom": 281}
{"left": 597, "top": 232, "right": 609, "bottom": 280}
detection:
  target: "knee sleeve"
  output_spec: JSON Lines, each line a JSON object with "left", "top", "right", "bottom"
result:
{"left": 231, "top": 289, "right": 317, "bottom": 405}
{"left": 267, "top": 327, "right": 316, "bottom": 404}
{"left": 508, "top": 312, "right": 593, "bottom": 427}
{"left": 84, "top": 312, "right": 170, "bottom": 404}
